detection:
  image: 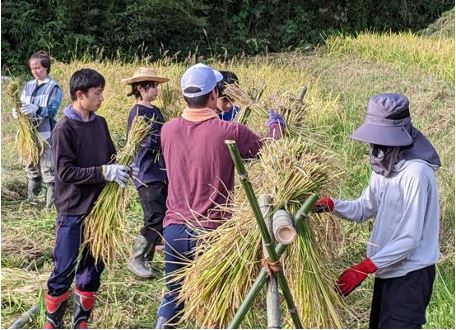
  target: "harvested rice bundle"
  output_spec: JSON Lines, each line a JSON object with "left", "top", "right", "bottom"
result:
{"left": 224, "top": 83, "right": 320, "bottom": 143}
{"left": 175, "top": 137, "right": 348, "bottom": 328}
{"left": 7, "top": 80, "right": 43, "bottom": 166}
{"left": 158, "top": 82, "right": 184, "bottom": 121}
{"left": 223, "top": 83, "right": 266, "bottom": 132}
{"left": 83, "top": 115, "right": 151, "bottom": 268}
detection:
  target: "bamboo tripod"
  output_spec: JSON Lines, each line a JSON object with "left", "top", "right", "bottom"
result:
{"left": 225, "top": 141, "right": 317, "bottom": 329}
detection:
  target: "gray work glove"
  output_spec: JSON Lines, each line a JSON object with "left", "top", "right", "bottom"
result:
{"left": 102, "top": 164, "right": 131, "bottom": 188}
{"left": 20, "top": 103, "right": 39, "bottom": 116}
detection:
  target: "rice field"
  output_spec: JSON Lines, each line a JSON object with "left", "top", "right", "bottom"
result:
{"left": 324, "top": 31, "right": 454, "bottom": 85}
{"left": 1, "top": 16, "right": 454, "bottom": 329}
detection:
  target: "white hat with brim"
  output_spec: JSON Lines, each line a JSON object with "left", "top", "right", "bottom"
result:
{"left": 122, "top": 67, "right": 169, "bottom": 85}
{"left": 350, "top": 93, "right": 414, "bottom": 147}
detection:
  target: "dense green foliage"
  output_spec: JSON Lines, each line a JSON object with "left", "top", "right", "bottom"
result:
{"left": 2, "top": 0, "right": 453, "bottom": 74}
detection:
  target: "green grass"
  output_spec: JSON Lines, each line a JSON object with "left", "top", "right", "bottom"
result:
{"left": 425, "top": 260, "right": 455, "bottom": 329}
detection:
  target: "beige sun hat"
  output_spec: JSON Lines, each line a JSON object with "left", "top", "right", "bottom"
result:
{"left": 121, "top": 67, "right": 169, "bottom": 85}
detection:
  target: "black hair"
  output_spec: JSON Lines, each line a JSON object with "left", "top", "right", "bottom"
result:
{"left": 183, "top": 87, "right": 212, "bottom": 108}
{"left": 69, "top": 68, "right": 105, "bottom": 101}
{"left": 127, "top": 81, "right": 158, "bottom": 99}
{"left": 217, "top": 70, "right": 239, "bottom": 97}
{"left": 29, "top": 50, "right": 52, "bottom": 74}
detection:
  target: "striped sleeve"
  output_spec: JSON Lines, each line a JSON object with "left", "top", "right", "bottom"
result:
{"left": 38, "top": 86, "right": 62, "bottom": 119}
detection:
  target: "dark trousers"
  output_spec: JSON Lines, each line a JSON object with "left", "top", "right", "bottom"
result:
{"left": 369, "top": 265, "right": 435, "bottom": 329}
{"left": 157, "top": 224, "right": 198, "bottom": 321}
{"left": 138, "top": 182, "right": 167, "bottom": 244}
{"left": 47, "top": 215, "right": 104, "bottom": 296}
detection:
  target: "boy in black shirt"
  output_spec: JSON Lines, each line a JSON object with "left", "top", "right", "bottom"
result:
{"left": 44, "top": 69, "right": 132, "bottom": 329}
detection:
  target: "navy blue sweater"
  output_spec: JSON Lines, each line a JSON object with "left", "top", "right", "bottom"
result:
{"left": 127, "top": 104, "right": 166, "bottom": 188}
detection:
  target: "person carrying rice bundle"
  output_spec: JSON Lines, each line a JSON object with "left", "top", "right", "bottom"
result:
{"left": 121, "top": 67, "right": 170, "bottom": 278}
{"left": 43, "top": 69, "right": 134, "bottom": 329}
{"left": 12, "top": 50, "right": 63, "bottom": 208}
{"left": 314, "top": 93, "right": 440, "bottom": 329}
{"left": 154, "top": 63, "right": 284, "bottom": 328}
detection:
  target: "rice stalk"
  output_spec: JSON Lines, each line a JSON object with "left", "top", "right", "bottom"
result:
{"left": 174, "top": 137, "right": 349, "bottom": 328}
{"left": 1, "top": 268, "right": 48, "bottom": 304}
{"left": 325, "top": 32, "right": 454, "bottom": 84}
{"left": 224, "top": 83, "right": 267, "bottom": 131}
{"left": 224, "top": 83, "right": 328, "bottom": 146}
{"left": 7, "top": 80, "right": 43, "bottom": 166}
{"left": 82, "top": 115, "right": 151, "bottom": 268}
{"left": 158, "top": 82, "right": 184, "bottom": 121}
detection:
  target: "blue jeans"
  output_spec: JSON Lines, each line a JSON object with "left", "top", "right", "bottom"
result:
{"left": 47, "top": 215, "right": 104, "bottom": 296}
{"left": 157, "top": 224, "right": 198, "bottom": 321}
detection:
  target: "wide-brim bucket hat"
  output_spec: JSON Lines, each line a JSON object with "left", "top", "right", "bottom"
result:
{"left": 121, "top": 67, "right": 169, "bottom": 85}
{"left": 350, "top": 93, "right": 414, "bottom": 146}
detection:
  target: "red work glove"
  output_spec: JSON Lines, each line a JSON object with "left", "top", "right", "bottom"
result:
{"left": 312, "top": 196, "right": 334, "bottom": 213}
{"left": 337, "top": 258, "right": 377, "bottom": 296}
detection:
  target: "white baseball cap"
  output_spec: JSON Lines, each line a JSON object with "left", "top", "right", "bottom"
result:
{"left": 193, "top": 63, "right": 223, "bottom": 82}
{"left": 181, "top": 63, "right": 221, "bottom": 97}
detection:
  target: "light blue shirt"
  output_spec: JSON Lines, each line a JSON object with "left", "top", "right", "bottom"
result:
{"left": 334, "top": 160, "right": 440, "bottom": 278}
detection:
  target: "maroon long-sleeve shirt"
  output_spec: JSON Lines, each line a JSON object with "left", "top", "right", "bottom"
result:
{"left": 52, "top": 114, "right": 116, "bottom": 216}
{"left": 161, "top": 117, "right": 263, "bottom": 230}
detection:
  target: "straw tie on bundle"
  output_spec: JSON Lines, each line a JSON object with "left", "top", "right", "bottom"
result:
{"left": 260, "top": 258, "right": 282, "bottom": 277}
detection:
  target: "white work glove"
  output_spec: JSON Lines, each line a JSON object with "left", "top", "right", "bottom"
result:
{"left": 11, "top": 107, "right": 19, "bottom": 119}
{"left": 102, "top": 164, "right": 131, "bottom": 188}
{"left": 130, "top": 162, "right": 140, "bottom": 178}
{"left": 20, "top": 103, "right": 39, "bottom": 116}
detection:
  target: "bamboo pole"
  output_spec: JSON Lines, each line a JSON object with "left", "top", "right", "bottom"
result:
{"left": 227, "top": 193, "right": 318, "bottom": 329}
{"left": 259, "top": 194, "right": 280, "bottom": 329}
{"left": 272, "top": 210, "right": 296, "bottom": 245}
{"left": 8, "top": 304, "right": 38, "bottom": 329}
{"left": 225, "top": 140, "right": 306, "bottom": 329}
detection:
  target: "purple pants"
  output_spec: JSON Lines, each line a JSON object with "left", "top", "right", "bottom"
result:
{"left": 47, "top": 215, "right": 104, "bottom": 296}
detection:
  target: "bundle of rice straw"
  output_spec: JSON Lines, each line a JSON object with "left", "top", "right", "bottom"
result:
{"left": 224, "top": 83, "right": 266, "bottom": 132}
{"left": 158, "top": 82, "right": 184, "bottom": 121}
{"left": 7, "top": 80, "right": 43, "bottom": 166}
{"left": 174, "top": 137, "right": 349, "bottom": 328}
{"left": 224, "top": 83, "right": 313, "bottom": 141}
{"left": 83, "top": 115, "right": 151, "bottom": 268}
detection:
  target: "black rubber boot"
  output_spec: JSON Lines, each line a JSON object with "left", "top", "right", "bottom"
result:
{"left": 72, "top": 288, "right": 96, "bottom": 329}
{"left": 127, "top": 235, "right": 154, "bottom": 278}
{"left": 27, "top": 177, "right": 42, "bottom": 202}
{"left": 44, "top": 291, "right": 71, "bottom": 329}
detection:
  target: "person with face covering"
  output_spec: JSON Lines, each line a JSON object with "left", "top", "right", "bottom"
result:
{"left": 313, "top": 93, "right": 440, "bottom": 329}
